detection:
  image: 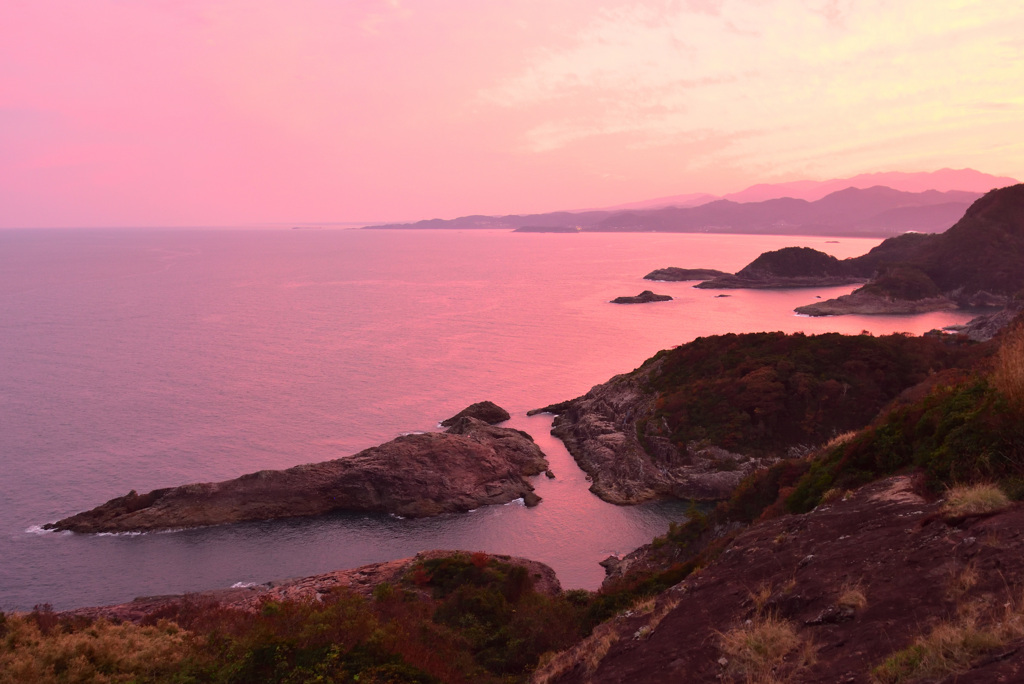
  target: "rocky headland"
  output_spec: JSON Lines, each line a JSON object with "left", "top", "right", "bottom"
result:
{"left": 642, "top": 267, "right": 729, "bottom": 282}
{"left": 531, "top": 330, "right": 979, "bottom": 506}
{"left": 610, "top": 290, "right": 673, "bottom": 304}
{"left": 44, "top": 410, "right": 548, "bottom": 533}
{"left": 797, "top": 184, "right": 1024, "bottom": 315}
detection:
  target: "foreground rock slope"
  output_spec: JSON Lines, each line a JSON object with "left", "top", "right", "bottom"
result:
{"left": 45, "top": 413, "right": 547, "bottom": 533}
{"left": 535, "top": 477, "right": 1024, "bottom": 683}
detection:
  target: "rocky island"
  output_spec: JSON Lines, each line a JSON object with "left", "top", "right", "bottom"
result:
{"left": 642, "top": 267, "right": 729, "bottom": 281}
{"left": 44, "top": 408, "right": 548, "bottom": 533}
{"left": 610, "top": 290, "right": 673, "bottom": 304}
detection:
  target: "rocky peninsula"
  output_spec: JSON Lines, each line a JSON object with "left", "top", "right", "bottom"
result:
{"left": 610, "top": 290, "right": 673, "bottom": 304}
{"left": 44, "top": 410, "right": 548, "bottom": 533}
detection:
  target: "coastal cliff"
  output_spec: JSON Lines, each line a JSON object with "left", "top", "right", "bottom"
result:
{"left": 45, "top": 412, "right": 548, "bottom": 533}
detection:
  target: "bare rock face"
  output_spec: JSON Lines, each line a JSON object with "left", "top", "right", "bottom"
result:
{"left": 44, "top": 417, "right": 547, "bottom": 533}
{"left": 539, "top": 359, "right": 768, "bottom": 506}
{"left": 440, "top": 400, "right": 511, "bottom": 426}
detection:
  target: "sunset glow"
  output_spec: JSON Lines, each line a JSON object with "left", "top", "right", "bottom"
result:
{"left": 2, "top": 0, "right": 1022, "bottom": 227}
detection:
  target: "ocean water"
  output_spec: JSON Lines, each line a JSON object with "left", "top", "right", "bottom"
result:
{"left": 0, "top": 228, "right": 975, "bottom": 611}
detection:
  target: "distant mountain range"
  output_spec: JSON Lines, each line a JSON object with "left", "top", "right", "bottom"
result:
{"left": 365, "top": 169, "right": 1018, "bottom": 238}
{"left": 602, "top": 168, "right": 1019, "bottom": 210}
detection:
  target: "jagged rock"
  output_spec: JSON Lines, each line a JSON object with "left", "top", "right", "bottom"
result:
{"left": 44, "top": 418, "right": 547, "bottom": 533}
{"left": 440, "top": 400, "right": 511, "bottom": 426}
{"left": 611, "top": 290, "right": 673, "bottom": 304}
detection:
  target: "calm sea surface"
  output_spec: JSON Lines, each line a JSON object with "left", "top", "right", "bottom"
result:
{"left": 0, "top": 229, "right": 975, "bottom": 611}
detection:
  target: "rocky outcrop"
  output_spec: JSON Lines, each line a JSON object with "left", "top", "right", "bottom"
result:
{"left": 946, "top": 302, "right": 1024, "bottom": 341}
{"left": 696, "top": 246, "right": 865, "bottom": 289}
{"left": 62, "top": 550, "right": 562, "bottom": 623}
{"left": 44, "top": 416, "right": 548, "bottom": 533}
{"left": 440, "top": 400, "right": 511, "bottom": 426}
{"left": 610, "top": 290, "right": 673, "bottom": 304}
{"left": 538, "top": 358, "right": 769, "bottom": 505}
{"left": 643, "top": 267, "right": 729, "bottom": 282}
{"left": 795, "top": 290, "right": 957, "bottom": 316}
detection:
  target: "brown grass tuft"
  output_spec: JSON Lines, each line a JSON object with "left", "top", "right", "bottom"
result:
{"left": 718, "top": 614, "right": 814, "bottom": 684}
{"left": 837, "top": 584, "right": 867, "bottom": 612}
{"left": 942, "top": 483, "right": 1011, "bottom": 518}
{"left": 872, "top": 589, "right": 1024, "bottom": 684}
{"left": 531, "top": 623, "right": 620, "bottom": 684}
{"left": 824, "top": 431, "right": 858, "bottom": 451}
{"left": 992, "top": 324, "right": 1024, "bottom": 409}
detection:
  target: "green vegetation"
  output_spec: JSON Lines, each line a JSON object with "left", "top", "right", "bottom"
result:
{"left": 643, "top": 332, "right": 980, "bottom": 456}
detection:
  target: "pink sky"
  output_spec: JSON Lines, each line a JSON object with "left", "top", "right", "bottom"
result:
{"left": 2, "top": 0, "right": 1022, "bottom": 227}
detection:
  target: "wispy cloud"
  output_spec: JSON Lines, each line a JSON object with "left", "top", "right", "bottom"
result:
{"left": 482, "top": 0, "right": 1024, "bottom": 177}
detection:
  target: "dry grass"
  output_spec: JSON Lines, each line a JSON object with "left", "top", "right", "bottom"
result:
{"left": 992, "top": 324, "right": 1024, "bottom": 409}
{"left": 837, "top": 584, "right": 867, "bottom": 612}
{"left": 0, "top": 614, "right": 190, "bottom": 683}
{"left": 718, "top": 614, "right": 815, "bottom": 684}
{"left": 942, "top": 483, "right": 1011, "bottom": 518}
{"left": 531, "top": 623, "right": 620, "bottom": 684}
{"left": 824, "top": 431, "right": 858, "bottom": 451}
{"left": 872, "top": 590, "right": 1024, "bottom": 684}
{"left": 946, "top": 563, "right": 979, "bottom": 603}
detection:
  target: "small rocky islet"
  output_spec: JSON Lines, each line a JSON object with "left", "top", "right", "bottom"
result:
{"left": 610, "top": 290, "right": 673, "bottom": 304}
